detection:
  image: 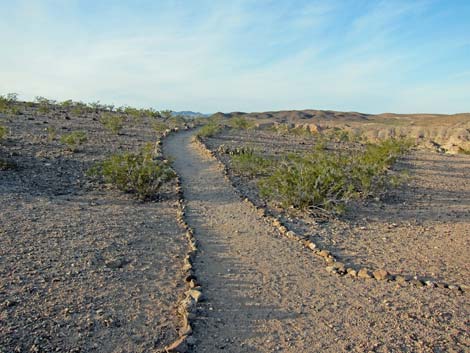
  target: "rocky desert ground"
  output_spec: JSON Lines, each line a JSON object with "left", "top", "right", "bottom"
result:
{"left": 1, "top": 100, "right": 469, "bottom": 352}
{"left": 0, "top": 101, "right": 190, "bottom": 352}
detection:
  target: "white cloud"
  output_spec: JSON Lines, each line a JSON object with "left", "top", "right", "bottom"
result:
{"left": 0, "top": 0, "right": 468, "bottom": 114}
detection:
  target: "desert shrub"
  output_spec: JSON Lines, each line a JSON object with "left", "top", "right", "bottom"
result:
{"left": 35, "top": 96, "right": 55, "bottom": 114}
{"left": 324, "top": 128, "right": 350, "bottom": 142}
{"left": 6, "top": 93, "right": 18, "bottom": 102}
{"left": 88, "top": 101, "right": 104, "bottom": 111}
{"left": 0, "top": 93, "right": 19, "bottom": 114}
{"left": 288, "top": 126, "right": 313, "bottom": 137}
{"left": 231, "top": 149, "right": 273, "bottom": 177}
{"left": 100, "top": 113, "right": 124, "bottom": 134}
{"left": 160, "top": 110, "right": 173, "bottom": 120}
{"left": 124, "top": 106, "right": 143, "bottom": 119}
{"left": 60, "top": 131, "right": 87, "bottom": 151}
{"left": 167, "top": 115, "right": 187, "bottom": 129}
{"left": 153, "top": 121, "right": 170, "bottom": 134}
{"left": 87, "top": 145, "right": 176, "bottom": 199}
{"left": 229, "top": 116, "right": 254, "bottom": 130}
{"left": 0, "top": 125, "right": 8, "bottom": 140}
{"left": 197, "top": 122, "right": 221, "bottom": 138}
{"left": 60, "top": 99, "right": 74, "bottom": 108}
{"left": 255, "top": 138, "right": 412, "bottom": 214}
{"left": 348, "top": 139, "right": 412, "bottom": 195}
{"left": 70, "top": 101, "right": 88, "bottom": 116}
{"left": 46, "top": 126, "right": 57, "bottom": 142}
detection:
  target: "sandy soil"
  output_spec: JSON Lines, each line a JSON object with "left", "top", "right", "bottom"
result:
{"left": 0, "top": 107, "right": 187, "bottom": 352}
{"left": 165, "top": 130, "right": 469, "bottom": 353}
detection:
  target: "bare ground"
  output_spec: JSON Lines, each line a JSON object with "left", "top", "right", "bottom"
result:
{"left": 0, "top": 108, "right": 187, "bottom": 352}
{"left": 165, "top": 130, "right": 469, "bottom": 353}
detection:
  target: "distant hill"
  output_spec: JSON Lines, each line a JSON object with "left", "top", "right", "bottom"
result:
{"left": 218, "top": 109, "right": 470, "bottom": 153}
{"left": 172, "top": 111, "right": 209, "bottom": 118}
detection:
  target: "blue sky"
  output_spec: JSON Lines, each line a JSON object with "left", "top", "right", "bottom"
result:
{"left": 0, "top": 0, "right": 469, "bottom": 114}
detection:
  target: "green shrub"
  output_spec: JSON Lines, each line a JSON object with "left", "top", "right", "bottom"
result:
{"left": 87, "top": 146, "right": 176, "bottom": 199}
{"left": 0, "top": 125, "right": 8, "bottom": 140}
{"left": 166, "top": 115, "right": 186, "bottom": 129}
{"left": 289, "top": 126, "right": 313, "bottom": 137}
{"left": 160, "top": 110, "right": 173, "bottom": 120}
{"left": 229, "top": 117, "right": 254, "bottom": 130}
{"left": 35, "top": 96, "right": 55, "bottom": 115}
{"left": 100, "top": 113, "right": 124, "bottom": 134}
{"left": 254, "top": 138, "right": 412, "bottom": 214}
{"left": 153, "top": 121, "right": 170, "bottom": 134}
{"left": 0, "top": 93, "right": 19, "bottom": 114}
{"left": 231, "top": 149, "right": 273, "bottom": 177}
{"left": 46, "top": 126, "right": 57, "bottom": 142}
{"left": 197, "top": 123, "right": 221, "bottom": 138}
{"left": 60, "top": 131, "right": 87, "bottom": 151}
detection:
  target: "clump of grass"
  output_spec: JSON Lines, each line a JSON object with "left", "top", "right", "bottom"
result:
{"left": 233, "top": 138, "right": 413, "bottom": 214}
{"left": 197, "top": 122, "right": 221, "bottom": 138}
{"left": 0, "top": 125, "right": 7, "bottom": 141}
{"left": 100, "top": 113, "right": 124, "bottom": 134}
{"left": 46, "top": 126, "right": 57, "bottom": 142}
{"left": 87, "top": 145, "right": 176, "bottom": 200}
{"left": 60, "top": 131, "right": 87, "bottom": 151}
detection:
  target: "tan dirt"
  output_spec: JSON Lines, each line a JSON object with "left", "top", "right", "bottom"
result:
{"left": 164, "top": 130, "right": 469, "bottom": 353}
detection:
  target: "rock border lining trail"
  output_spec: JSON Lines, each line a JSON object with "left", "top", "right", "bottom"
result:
{"left": 194, "top": 134, "right": 466, "bottom": 294}
{"left": 159, "top": 127, "right": 201, "bottom": 353}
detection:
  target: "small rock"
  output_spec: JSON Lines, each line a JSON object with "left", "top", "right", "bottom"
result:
{"left": 307, "top": 242, "right": 316, "bottom": 251}
{"left": 395, "top": 275, "right": 408, "bottom": 284}
{"left": 372, "top": 269, "right": 389, "bottom": 281}
{"left": 318, "top": 250, "right": 331, "bottom": 258}
{"left": 286, "top": 230, "right": 296, "bottom": 238}
{"left": 188, "top": 289, "right": 203, "bottom": 303}
{"left": 411, "top": 279, "right": 424, "bottom": 287}
{"left": 357, "top": 268, "right": 371, "bottom": 279}
{"left": 346, "top": 268, "right": 357, "bottom": 277}
{"left": 325, "top": 266, "right": 337, "bottom": 274}
{"left": 333, "top": 262, "right": 346, "bottom": 274}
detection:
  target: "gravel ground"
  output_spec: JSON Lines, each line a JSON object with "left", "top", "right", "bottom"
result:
{"left": 0, "top": 106, "right": 187, "bottom": 352}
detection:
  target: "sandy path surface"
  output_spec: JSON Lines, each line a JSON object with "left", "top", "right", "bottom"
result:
{"left": 164, "top": 131, "right": 469, "bottom": 353}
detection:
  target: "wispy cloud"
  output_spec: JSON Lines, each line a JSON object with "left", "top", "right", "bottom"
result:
{"left": 0, "top": 0, "right": 469, "bottom": 113}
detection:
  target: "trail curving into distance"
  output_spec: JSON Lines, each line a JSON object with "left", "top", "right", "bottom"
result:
{"left": 163, "top": 130, "right": 469, "bottom": 353}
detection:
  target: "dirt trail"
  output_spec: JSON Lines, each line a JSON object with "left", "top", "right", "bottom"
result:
{"left": 164, "top": 130, "right": 469, "bottom": 353}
